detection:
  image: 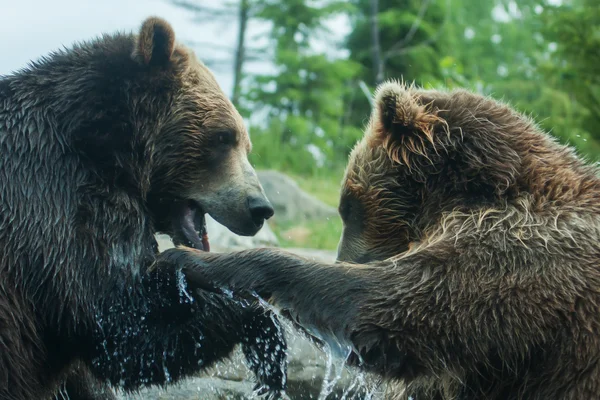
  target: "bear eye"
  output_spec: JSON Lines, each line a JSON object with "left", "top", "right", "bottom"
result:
{"left": 339, "top": 194, "right": 364, "bottom": 227}
{"left": 339, "top": 198, "right": 352, "bottom": 222}
{"left": 217, "top": 130, "right": 235, "bottom": 146}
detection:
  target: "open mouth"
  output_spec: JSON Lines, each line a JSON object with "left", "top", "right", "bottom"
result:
{"left": 170, "top": 200, "right": 210, "bottom": 252}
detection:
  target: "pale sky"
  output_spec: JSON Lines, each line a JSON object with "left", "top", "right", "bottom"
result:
{"left": 0, "top": 0, "right": 349, "bottom": 97}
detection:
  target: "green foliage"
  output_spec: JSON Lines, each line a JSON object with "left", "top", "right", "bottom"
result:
{"left": 241, "top": 0, "right": 363, "bottom": 172}
{"left": 541, "top": 0, "right": 600, "bottom": 158}
{"left": 347, "top": 0, "right": 448, "bottom": 85}
{"left": 437, "top": 0, "right": 600, "bottom": 160}
{"left": 344, "top": 0, "right": 450, "bottom": 128}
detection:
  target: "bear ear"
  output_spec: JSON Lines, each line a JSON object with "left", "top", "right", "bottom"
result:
{"left": 134, "top": 17, "right": 176, "bottom": 67}
{"left": 370, "top": 81, "right": 446, "bottom": 166}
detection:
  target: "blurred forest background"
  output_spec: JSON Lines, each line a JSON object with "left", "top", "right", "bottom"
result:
{"left": 172, "top": 0, "right": 599, "bottom": 250}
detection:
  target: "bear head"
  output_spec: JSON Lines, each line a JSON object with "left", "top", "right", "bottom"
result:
{"left": 336, "top": 81, "right": 566, "bottom": 263}
{"left": 71, "top": 17, "right": 274, "bottom": 249}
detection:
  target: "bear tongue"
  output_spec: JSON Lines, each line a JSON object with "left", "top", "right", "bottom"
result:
{"left": 171, "top": 202, "right": 207, "bottom": 251}
{"left": 201, "top": 232, "right": 210, "bottom": 252}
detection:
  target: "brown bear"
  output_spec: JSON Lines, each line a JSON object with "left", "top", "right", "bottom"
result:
{"left": 0, "top": 16, "right": 287, "bottom": 400}
{"left": 181, "top": 81, "right": 600, "bottom": 399}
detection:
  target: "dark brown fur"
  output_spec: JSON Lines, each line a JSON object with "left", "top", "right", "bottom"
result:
{"left": 182, "top": 81, "right": 600, "bottom": 399}
{"left": 0, "top": 17, "right": 285, "bottom": 400}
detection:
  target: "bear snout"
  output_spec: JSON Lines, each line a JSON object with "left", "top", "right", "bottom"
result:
{"left": 247, "top": 194, "right": 275, "bottom": 226}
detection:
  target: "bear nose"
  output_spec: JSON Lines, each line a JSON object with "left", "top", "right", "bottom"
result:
{"left": 247, "top": 195, "right": 275, "bottom": 226}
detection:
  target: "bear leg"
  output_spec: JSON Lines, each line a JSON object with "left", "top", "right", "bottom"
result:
{"left": 59, "top": 363, "right": 117, "bottom": 400}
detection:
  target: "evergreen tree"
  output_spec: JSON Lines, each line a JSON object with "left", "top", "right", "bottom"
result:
{"left": 243, "top": 0, "right": 361, "bottom": 174}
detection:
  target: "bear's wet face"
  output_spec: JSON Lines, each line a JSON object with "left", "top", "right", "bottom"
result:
{"left": 135, "top": 18, "right": 273, "bottom": 245}
{"left": 336, "top": 82, "right": 524, "bottom": 264}
{"left": 336, "top": 149, "right": 423, "bottom": 264}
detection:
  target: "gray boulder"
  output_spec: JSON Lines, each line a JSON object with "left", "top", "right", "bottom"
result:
{"left": 257, "top": 170, "right": 337, "bottom": 223}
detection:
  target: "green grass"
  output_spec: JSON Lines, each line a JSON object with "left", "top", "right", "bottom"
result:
{"left": 268, "top": 217, "right": 342, "bottom": 250}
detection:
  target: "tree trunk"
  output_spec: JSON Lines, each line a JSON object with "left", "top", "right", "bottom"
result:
{"left": 232, "top": 0, "right": 249, "bottom": 106}
{"left": 369, "top": 0, "right": 384, "bottom": 85}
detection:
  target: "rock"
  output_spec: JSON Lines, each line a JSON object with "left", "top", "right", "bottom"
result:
{"left": 155, "top": 214, "right": 279, "bottom": 253}
{"left": 257, "top": 170, "right": 337, "bottom": 223}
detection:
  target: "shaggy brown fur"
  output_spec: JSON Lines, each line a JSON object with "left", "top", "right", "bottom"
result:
{"left": 182, "top": 81, "right": 600, "bottom": 399}
{"left": 0, "top": 16, "right": 285, "bottom": 400}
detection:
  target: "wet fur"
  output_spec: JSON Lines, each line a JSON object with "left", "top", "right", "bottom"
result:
{"left": 0, "top": 17, "right": 285, "bottom": 400}
{"left": 184, "top": 82, "right": 600, "bottom": 399}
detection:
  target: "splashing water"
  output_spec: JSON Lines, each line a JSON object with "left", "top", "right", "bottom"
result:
{"left": 254, "top": 294, "right": 290, "bottom": 395}
{"left": 339, "top": 372, "right": 361, "bottom": 400}
{"left": 360, "top": 373, "right": 384, "bottom": 400}
{"left": 162, "top": 350, "right": 172, "bottom": 383}
{"left": 176, "top": 269, "right": 194, "bottom": 303}
{"left": 221, "top": 287, "right": 235, "bottom": 299}
{"left": 267, "top": 304, "right": 288, "bottom": 391}
{"left": 317, "top": 344, "right": 351, "bottom": 400}
{"left": 253, "top": 292, "right": 384, "bottom": 400}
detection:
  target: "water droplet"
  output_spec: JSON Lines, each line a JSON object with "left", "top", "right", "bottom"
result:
{"left": 176, "top": 269, "right": 194, "bottom": 303}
